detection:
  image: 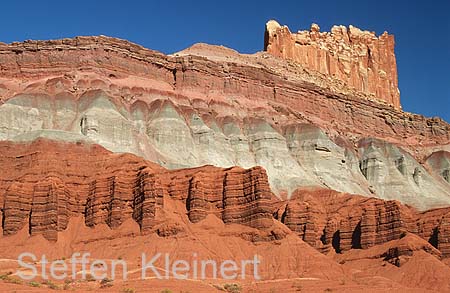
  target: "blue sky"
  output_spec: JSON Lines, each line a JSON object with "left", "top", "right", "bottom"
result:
{"left": 1, "top": 0, "right": 449, "bottom": 122}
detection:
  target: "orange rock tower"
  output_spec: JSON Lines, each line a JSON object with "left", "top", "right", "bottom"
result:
{"left": 264, "top": 20, "right": 400, "bottom": 108}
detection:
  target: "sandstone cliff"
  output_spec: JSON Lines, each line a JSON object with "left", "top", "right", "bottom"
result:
{"left": 0, "top": 139, "right": 449, "bottom": 260}
{"left": 265, "top": 20, "right": 400, "bottom": 108}
{"left": 277, "top": 188, "right": 450, "bottom": 258}
{"left": 0, "top": 36, "right": 448, "bottom": 209}
{"left": 0, "top": 29, "right": 449, "bottom": 291}
{"left": 0, "top": 139, "right": 277, "bottom": 241}
{"left": 1, "top": 139, "right": 449, "bottom": 261}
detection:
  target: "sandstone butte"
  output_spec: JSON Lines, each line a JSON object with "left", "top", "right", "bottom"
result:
{"left": 0, "top": 20, "right": 449, "bottom": 292}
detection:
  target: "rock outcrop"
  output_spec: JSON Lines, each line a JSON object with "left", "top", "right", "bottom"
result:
{"left": 0, "top": 139, "right": 275, "bottom": 241}
{"left": 277, "top": 188, "right": 450, "bottom": 257}
{"left": 265, "top": 20, "right": 400, "bottom": 108}
{"left": 0, "top": 36, "right": 448, "bottom": 209}
{"left": 0, "top": 28, "right": 449, "bottom": 291}
{"left": 426, "top": 151, "right": 450, "bottom": 184}
{"left": 358, "top": 138, "right": 450, "bottom": 210}
{"left": 277, "top": 189, "right": 410, "bottom": 253}
{"left": 1, "top": 139, "right": 449, "bottom": 260}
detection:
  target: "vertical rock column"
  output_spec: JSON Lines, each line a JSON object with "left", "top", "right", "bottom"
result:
{"left": 132, "top": 171, "right": 164, "bottom": 234}
{"left": 222, "top": 167, "right": 274, "bottom": 229}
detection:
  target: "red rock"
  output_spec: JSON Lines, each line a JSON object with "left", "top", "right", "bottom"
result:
{"left": 0, "top": 36, "right": 447, "bottom": 159}
{"left": 279, "top": 188, "right": 450, "bottom": 257}
{"left": 265, "top": 20, "right": 400, "bottom": 108}
{"left": 0, "top": 139, "right": 275, "bottom": 240}
{"left": 0, "top": 28, "right": 448, "bottom": 292}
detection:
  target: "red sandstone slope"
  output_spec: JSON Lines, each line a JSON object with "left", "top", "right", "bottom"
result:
{"left": 0, "top": 139, "right": 278, "bottom": 241}
{"left": 0, "top": 139, "right": 448, "bottom": 292}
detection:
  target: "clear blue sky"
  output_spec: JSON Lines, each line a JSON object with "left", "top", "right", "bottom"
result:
{"left": 1, "top": 0, "right": 449, "bottom": 122}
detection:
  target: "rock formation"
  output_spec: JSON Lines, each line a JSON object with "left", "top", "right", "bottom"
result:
{"left": 277, "top": 188, "right": 450, "bottom": 258}
{"left": 0, "top": 139, "right": 276, "bottom": 241}
{"left": 0, "top": 36, "right": 448, "bottom": 209}
{"left": 0, "top": 24, "right": 449, "bottom": 292}
{"left": 1, "top": 139, "right": 449, "bottom": 261}
{"left": 265, "top": 20, "right": 400, "bottom": 108}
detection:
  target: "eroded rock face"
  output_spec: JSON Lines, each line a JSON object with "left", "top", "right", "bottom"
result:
{"left": 0, "top": 36, "right": 448, "bottom": 152}
{"left": 0, "top": 92, "right": 449, "bottom": 209}
{"left": 358, "top": 138, "right": 450, "bottom": 210}
{"left": 278, "top": 189, "right": 450, "bottom": 257}
{"left": 0, "top": 36, "right": 448, "bottom": 209}
{"left": 278, "top": 189, "right": 410, "bottom": 253}
{"left": 0, "top": 140, "right": 275, "bottom": 241}
{"left": 264, "top": 20, "right": 400, "bottom": 108}
{"left": 2, "top": 139, "right": 449, "bottom": 260}
{"left": 426, "top": 151, "right": 450, "bottom": 184}
{"left": 285, "top": 124, "right": 370, "bottom": 195}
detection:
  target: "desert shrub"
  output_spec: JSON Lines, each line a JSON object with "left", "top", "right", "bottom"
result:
{"left": 223, "top": 283, "right": 242, "bottom": 293}
{"left": 29, "top": 281, "right": 41, "bottom": 287}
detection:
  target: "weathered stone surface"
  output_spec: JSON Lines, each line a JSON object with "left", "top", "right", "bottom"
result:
{"left": 426, "top": 151, "right": 450, "bottom": 184}
{"left": 358, "top": 138, "right": 450, "bottom": 209}
{"left": 414, "top": 207, "right": 450, "bottom": 258}
{"left": 0, "top": 36, "right": 448, "bottom": 153}
{"left": 2, "top": 139, "right": 448, "bottom": 260}
{"left": 0, "top": 26, "right": 449, "bottom": 293}
{"left": 278, "top": 189, "right": 411, "bottom": 253}
{"left": 0, "top": 35, "right": 448, "bottom": 236}
{"left": 285, "top": 124, "right": 370, "bottom": 195}
{"left": 0, "top": 91, "right": 448, "bottom": 209}
{"left": 0, "top": 139, "right": 275, "bottom": 240}
{"left": 265, "top": 20, "right": 400, "bottom": 108}
{"left": 278, "top": 188, "right": 450, "bottom": 257}
{"left": 0, "top": 36, "right": 448, "bottom": 209}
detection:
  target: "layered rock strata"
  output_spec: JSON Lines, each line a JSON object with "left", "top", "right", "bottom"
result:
{"left": 264, "top": 20, "right": 400, "bottom": 108}
{"left": 0, "top": 139, "right": 275, "bottom": 241}
{"left": 1, "top": 139, "right": 450, "bottom": 259}
{"left": 0, "top": 36, "right": 448, "bottom": 208}
{"left": 278, "top": 189, "right": 450, "bottom": 257}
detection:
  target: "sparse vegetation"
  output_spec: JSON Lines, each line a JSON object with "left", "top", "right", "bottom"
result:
{"left": 0, "top": 274, "right": 9, "bottom": 280}
{"left": 7, "top": 277, "right": 22, "bottom": 284}
{"left": 160, "top": 289, "right": 172, "bottom": 293}
{"left": 43, "top": 279, "right": 60, "bottom": 290}
{"left": 292, "top": 281, "right": 303, "bottom": 291}
{"left": 100, "top": 277, "right": 113, "bottom": 288}
{"left": 29, "top": 281, "right": 41, "bottom": 287}
{"left": 122, "top": 288, "right": 136, "bottom": 293}
{"left": 0, "top": 272, "right": 13, "bottom": 280}
{"left": 0, "top": 274, "right": 23, "bottom": 285}
{"left": 223, "top": 283, "right": 242, "bottom": 293}
{"left": 213, "top": 284, "right": 226, "bottom": 291}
